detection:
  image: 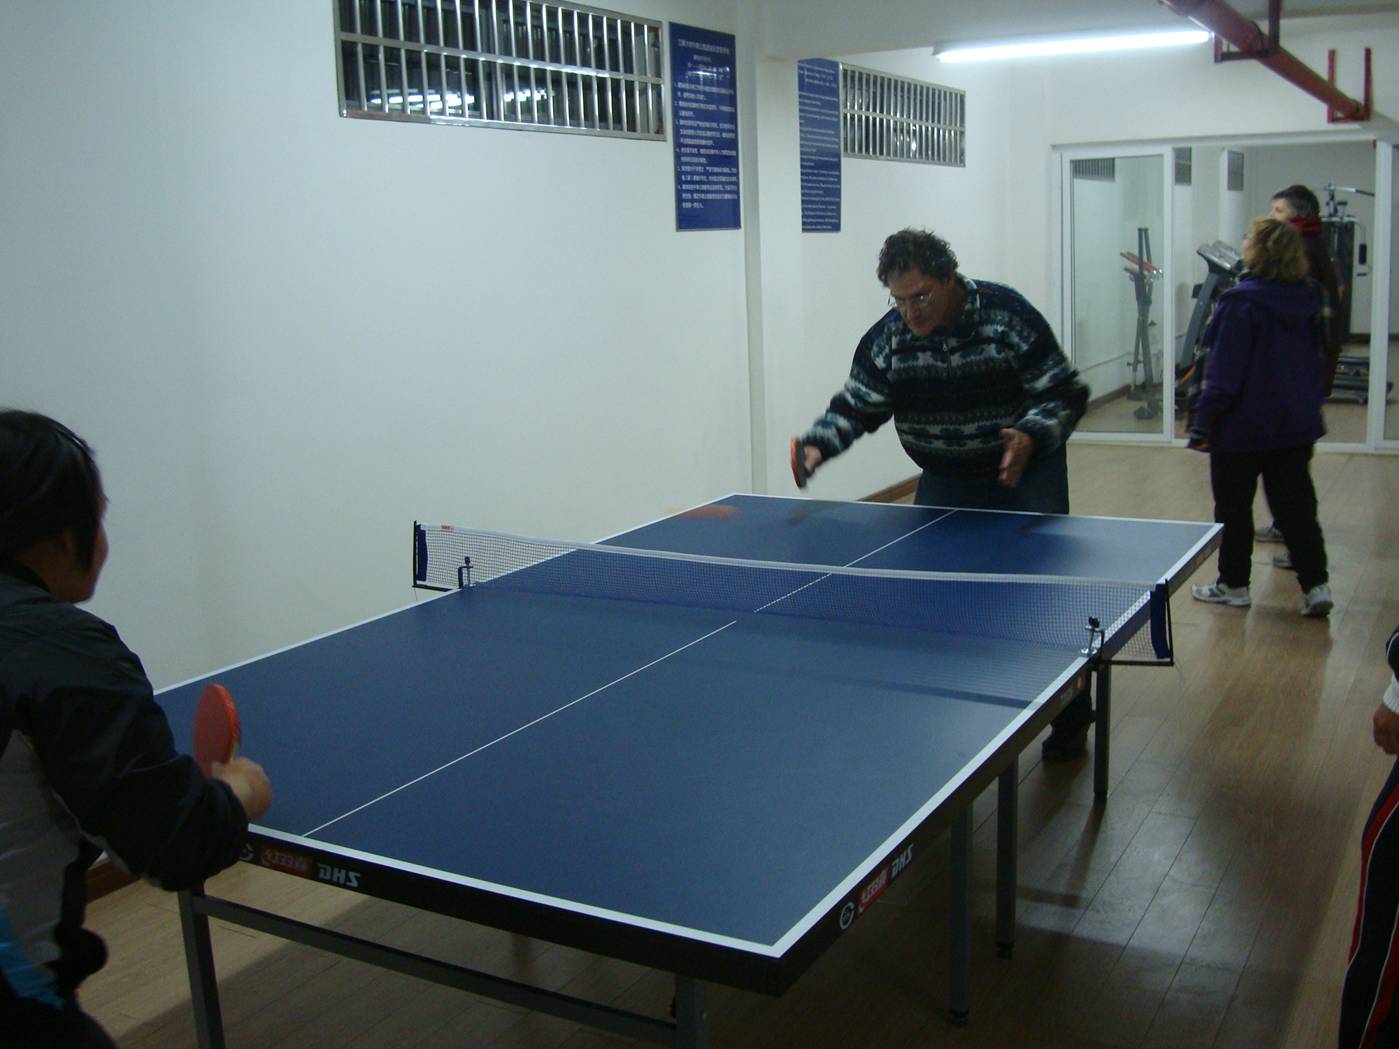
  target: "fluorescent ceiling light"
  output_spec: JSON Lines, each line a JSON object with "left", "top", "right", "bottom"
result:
{"left": 936, "top": 29, "right": 1211, "bottom": 63}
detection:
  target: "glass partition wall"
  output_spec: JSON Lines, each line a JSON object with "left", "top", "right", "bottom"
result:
{"left": 1060, "top": 136, "right": 1394, "bottom": 450}
{"left": 1385, "top": 142, "right": 1399, "bottom": 445}
{"left": 1064, "top": 151, "right": 1171, "bottom": 438}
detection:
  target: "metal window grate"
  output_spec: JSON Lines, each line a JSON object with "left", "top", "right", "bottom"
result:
{"left": 1071, "top": 158, "right": 1116, "bottom": 182}
{"left": 334, "top": 1, "right": 665, "bottom": 139}
{"left": 840, "top": 65, "right": 965, "bottom": 166}
{"left": 1226, "top": 149, "right": 1245, "bottom": 191}
{"left": 1174, "top": 147, "right": 1192, "bottom": 186}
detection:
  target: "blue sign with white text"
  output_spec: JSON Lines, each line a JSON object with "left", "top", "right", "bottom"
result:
{"left": 671, "top": 24, "right": 740, "bottom": 231}
{"left": 798, "top": 59, "right": 841, "bottom": 232}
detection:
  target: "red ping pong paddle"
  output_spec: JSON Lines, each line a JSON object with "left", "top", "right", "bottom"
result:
{"left": 790, "top": 437, "right": 809, "bottom": 489}
{"left": 676, "top": 504, "right": 737, "bottom": 520}
{"left": 194, "top": 683, "right": 240, "bottom": 777}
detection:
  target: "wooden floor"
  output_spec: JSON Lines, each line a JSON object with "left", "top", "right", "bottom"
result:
{"left": 82, "top": 445, "right": 1399, "bottom": 1049}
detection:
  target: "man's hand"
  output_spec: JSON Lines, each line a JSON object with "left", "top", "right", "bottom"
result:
{"left": 214, "top": 756, "right": 273, "bottom": 821}
{"left": 790, "top": 438, "right": 823, "bottom": 488}
{"left": 998, "top": 429, "right": 1035, "bottom": 488}
{"left": 1374, "top": 704, "right": 1399, "bottom": 756}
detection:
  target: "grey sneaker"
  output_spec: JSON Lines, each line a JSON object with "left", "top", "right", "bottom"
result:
{"left": 1192, "top": 581, "right": 1251, "bottom": 607}
{"left": 1301, "top": 584, "right": 1333, "bottom": 618}
{"left": 1255, "top": 525, "right": 1284, "bottom": 543}
{"left": 1273, "top": 551, "right": 1292, "bottom": 569}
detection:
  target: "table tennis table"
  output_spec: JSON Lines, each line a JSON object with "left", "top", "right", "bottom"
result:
{"left": 158, "top": 494, "right": 1220, "bottom": 1048}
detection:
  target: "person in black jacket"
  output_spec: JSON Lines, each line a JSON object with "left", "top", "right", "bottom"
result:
{"left": 0, "top": 409, "right": 272, "bottom": 1048}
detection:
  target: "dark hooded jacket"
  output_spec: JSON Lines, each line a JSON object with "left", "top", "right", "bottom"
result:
{"left": 1191, "top": 275, "right": 1326, "bottom": 453}
{"left": 0, "top": 559, "right": 247, "bottom": 1020}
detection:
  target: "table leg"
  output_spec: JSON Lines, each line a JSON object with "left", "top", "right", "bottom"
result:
{"left": 674, "top": 975, "right": 709, "bottom": 1049}
{"left": 948, "top": 810, "right": 971, "bottom": 1024}
{"left": 177, "top": 888, "right": 226, "bottom": 1049}
{"left": 1094, "top": 663, "right": 1113, "bottom": 800}
{"left": 996, "top": 761, "right": 1017, "bottom": 958}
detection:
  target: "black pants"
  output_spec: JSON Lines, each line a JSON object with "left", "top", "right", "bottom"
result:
{"left": 1208, "top": 444, "right": 1328, "bottom": 592}
{"left": 1340, "top": 757, "right": 1399, "bottom": 1049}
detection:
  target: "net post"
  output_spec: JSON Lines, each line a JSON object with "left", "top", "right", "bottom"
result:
{"left": 1148, "top": 582, "right": 1172, "bottom": 661}
{"left": 413, "top": 522, "right": 427, "bottom": 587}
{"left": 1081, "top": 616, "right": 1105, "bottom": 658}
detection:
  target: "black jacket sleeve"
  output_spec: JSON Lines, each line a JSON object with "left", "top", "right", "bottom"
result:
{"left": 13, "top": 607, "right": 248, "bottom": 890}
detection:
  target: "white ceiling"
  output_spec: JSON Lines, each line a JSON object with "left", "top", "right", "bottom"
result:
{"left": 760, "top": 0, "right": 1399, "bottom": 59}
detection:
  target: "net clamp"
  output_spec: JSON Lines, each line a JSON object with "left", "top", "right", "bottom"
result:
{"left": 1081, "top": 616, "right": 1105, "bottom": 659}
{"left": 456, "top": 556, "right": 474, "bottom": 590}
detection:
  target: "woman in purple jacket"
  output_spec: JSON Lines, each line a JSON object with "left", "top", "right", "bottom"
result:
{"left": 1188, "top": 217, "right": 1333, "bottom": 618}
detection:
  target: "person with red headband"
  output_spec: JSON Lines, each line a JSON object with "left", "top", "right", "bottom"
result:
{"left": 1268, "top": 183, "right": 1343, "bottom": 393}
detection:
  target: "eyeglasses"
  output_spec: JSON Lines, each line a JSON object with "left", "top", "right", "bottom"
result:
{"left": 888, "top": 289, "right": 935, "bottom": 313}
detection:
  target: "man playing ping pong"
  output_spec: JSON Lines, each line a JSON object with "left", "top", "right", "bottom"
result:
{"left": 791, "top": 228, "right": 1096, "bottom": 760}
{"left": 0, "top": 410, "right": 271, "bottom": 1047}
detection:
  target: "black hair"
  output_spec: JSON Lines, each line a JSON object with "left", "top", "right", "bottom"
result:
{"left": 1271, "top": 183, "right": 1321, "bottom": 219}
{"left": 876, "top": 228, "right": 959, "bottom": 285}
{"left": 0, "top": 410, "right": 105, "bottom": 569}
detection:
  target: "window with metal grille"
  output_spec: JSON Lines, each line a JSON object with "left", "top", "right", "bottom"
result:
{"left": 1174, "top": 147, "right": 1192, "bottom": 186}
{"left": 840, "top": 65, "right": 964, "bottom": 166}
{"left": 335, "top": 1, "right": 665, "bottom": 139}
{"left": 1227, "top": 150, "right": 1245, "bottom": 191}
{"left": 1071, "top": 158, "right": 1116, "bottom": 182}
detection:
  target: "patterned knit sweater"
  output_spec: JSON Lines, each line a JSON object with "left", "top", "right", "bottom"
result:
{"left": 802, "top": 276, "right": 1089, "bottom": 478}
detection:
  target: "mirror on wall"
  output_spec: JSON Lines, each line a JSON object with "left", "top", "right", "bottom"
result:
{"left": 1068, "top": 139, "right": 1383, "bottom": 446}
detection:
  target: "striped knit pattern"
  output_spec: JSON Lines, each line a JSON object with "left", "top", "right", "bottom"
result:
{"left": 802, "top": 277, "right": 1088, "bottom": 478}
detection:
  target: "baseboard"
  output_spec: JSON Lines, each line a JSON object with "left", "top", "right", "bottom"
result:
{"left": 1088, "top": 385, "right": 1130, "bottom": 410}
{"left": 863, "top": 477, "right": 918, "bottom": 503}
{"left": 86, "top": 858, "right": 136, "bottom": 902}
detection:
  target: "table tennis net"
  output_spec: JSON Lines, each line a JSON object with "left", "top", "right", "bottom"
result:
{"left": 413, "top": 523, "right": 1172, "bottom": 663}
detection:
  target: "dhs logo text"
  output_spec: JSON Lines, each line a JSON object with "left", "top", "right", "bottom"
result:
{"left": 317, "top": 863, "right": 361, "bottom": 889}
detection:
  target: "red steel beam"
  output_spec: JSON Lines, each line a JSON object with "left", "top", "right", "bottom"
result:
{"left": 1159, "top": 0, "right": 1371, "bottom": 121}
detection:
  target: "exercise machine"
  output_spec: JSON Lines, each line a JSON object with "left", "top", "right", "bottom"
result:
{"left": 1321, "top": 182, "right": 1382, "bottom": 403}
{"left": 1121, "top": 227, "right": 1165, "bottom": 419}
{"left": 1176, "top": 240, "right": 1243, "bottom": 416}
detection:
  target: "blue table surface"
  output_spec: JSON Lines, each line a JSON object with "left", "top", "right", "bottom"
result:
{"left": 158, "top": 495, "right": 1216, "bottom": 951}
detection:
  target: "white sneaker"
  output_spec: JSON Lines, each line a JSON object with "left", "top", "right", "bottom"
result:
{"left": 1301, "top": 584, "right": 1333, "bottom": 618}
{"left": 1255, "top": 525, "right": 1284, "bottom": 543}
{"left": 1192, "top": 581, "right": 1252, "bottom": 607}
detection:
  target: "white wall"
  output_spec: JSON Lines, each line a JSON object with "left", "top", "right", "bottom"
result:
{"left": 1220, "top": 150, "right": 1250, "bottom": 250}
{"left": 1070, "top": 175, "right": 1136, "bottom": 396}
{"left": 1, "top": 0, "right": 747, "bottom": 685}
{"left": 754, "top": 53, "right": 1024, "bottom": 501}
{"left": 4, "top": 3, "right": 1398, "bottom": 689}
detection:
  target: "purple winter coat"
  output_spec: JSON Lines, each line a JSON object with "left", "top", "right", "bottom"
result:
{"left": 1190, "top": 275, "right": 1326, "bottom": 453}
